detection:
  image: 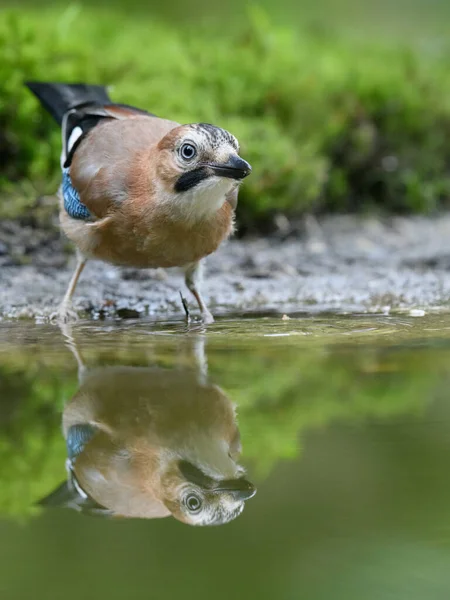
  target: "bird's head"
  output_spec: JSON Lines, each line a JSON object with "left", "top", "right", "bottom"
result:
{"left": 160, "top": 459, "right": 256, "bottom": 526}
{"left": 155, "top": 123, "right": 252, "bottom": 221}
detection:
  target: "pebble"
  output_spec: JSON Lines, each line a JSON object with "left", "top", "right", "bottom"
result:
{"left": 409, "top": 309, "right": 426, "bottom": 317}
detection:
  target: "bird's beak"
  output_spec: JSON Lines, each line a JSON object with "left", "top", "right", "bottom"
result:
{"left": 208, "top": 155, "right": 252, "bottom": 180}
{"left": 212, "top": 477, "right": 257, "bottom": 501}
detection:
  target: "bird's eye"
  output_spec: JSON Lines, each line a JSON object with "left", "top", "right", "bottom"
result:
{"left": 185, "top": 493, "right": 202, "bottom": 513}
{"left": 180, "top": 143, "right": 197, "bottom": 161}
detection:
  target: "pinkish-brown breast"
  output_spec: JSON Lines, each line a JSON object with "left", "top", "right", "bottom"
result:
{"left": 60, "top": 199, "right": 234, "bottom": 268}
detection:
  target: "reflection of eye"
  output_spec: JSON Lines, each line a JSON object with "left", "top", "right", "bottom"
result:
{"left": 180, "top": 143, "right": 197, "bottom": 161}
{"left": 185, "top": 493, "right": 202, "bottom": 513}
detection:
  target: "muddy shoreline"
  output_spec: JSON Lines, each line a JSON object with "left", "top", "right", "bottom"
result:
{"left": 1, "top": 215, "right": 450, "bottom": 321}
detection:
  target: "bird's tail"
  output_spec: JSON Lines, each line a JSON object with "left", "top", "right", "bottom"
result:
{"left": 25, "top": 81, "right": 112, "bottom": 126}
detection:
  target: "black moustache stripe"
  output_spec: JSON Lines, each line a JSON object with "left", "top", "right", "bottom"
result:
{"left": 178, "top": 460, "right": 215, "bottom": 489}
{"left": 175, "top": 167, "right": 210, "bottom": 192}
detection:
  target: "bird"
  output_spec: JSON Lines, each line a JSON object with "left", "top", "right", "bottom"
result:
{"left": 40, "top": 333, "right": 256, "bottom": 525}
{"left": 25, "top": 81, "right": 252, "bottom": 323}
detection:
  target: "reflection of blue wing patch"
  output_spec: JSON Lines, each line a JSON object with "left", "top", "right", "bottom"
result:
{"left": 66, "top": 424, "right": 98, "bottom": 460}
{"left": 62, "top": 168, "right": 91, "bottom": 220}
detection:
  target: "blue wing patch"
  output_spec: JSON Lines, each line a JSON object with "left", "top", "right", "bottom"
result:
{"left": 62, "top": 168, "right": 91, "bottom": 220}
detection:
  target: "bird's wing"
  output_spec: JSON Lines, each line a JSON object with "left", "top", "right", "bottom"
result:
{"left": 62, "top": 103, "right": 157, "bottom": 168}
{"left": 69, "top": 114, "right": 178, "bottom": 218}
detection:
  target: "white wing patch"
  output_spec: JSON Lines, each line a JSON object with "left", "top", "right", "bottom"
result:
{"left": 67, "top": 126, "right": 83, "bottom": 153}
{"left": 60, "top": 118, "right": 84, "bottom": 169}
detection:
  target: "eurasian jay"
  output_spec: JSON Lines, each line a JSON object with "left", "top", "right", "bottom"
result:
{"left": 40, "top": 333, "right": 256, "bottom": 525}
{"left": 26, "top": 82, "right": 252, "bottom": 323}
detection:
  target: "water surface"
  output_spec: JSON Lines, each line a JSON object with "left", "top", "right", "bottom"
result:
{"left": 1, "top": 313, "right": 450, "bottom": 599}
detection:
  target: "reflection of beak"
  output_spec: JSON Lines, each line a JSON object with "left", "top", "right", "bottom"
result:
{"left": 208, "top": 155, "right": 252, "bottom": 180}
{"left": 213, "top": 478, "right": 257, "bottom": 501}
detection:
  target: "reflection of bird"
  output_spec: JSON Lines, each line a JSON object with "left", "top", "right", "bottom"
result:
{"left": 41, "top": 335, "right": 256, "bottom": 526}
{"left": 26, "top": 81, "right": 252, "bottom": 323}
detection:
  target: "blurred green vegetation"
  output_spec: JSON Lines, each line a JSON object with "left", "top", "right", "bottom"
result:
{"left": 215, "top": 343, "right": 443, "bottom": 477}
{"left": 3, "top": 5, "right": 450, "bottom": 227}
{"left": 0, "top": 321, "right": 448, "bottom": 517}
{"left": 0, "top": 363, "right": 74, "bottom": 518}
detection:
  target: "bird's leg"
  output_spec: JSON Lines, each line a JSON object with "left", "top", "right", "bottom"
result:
{"left": 184, "top": 261, "right": 214, "bottom": 324}
{"left": 58, "top": 252, "right": 87, "bottom": 323}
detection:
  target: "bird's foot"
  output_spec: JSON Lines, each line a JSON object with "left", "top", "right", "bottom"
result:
{"left": 56, "top": 303, "right": 80, "bottom": 324}
{"left": 179, "top": 292, "right": 214, "bottom": 325}
{"left": 201, "top": 310, "right": 215, "bottom": 325}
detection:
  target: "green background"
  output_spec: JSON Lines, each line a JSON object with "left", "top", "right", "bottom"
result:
{"left": 2, "top": 0, "right": 450, "bottom": 228}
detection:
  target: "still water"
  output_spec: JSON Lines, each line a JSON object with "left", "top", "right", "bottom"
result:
{"left": 1, "top": 313, "right": 450, "bottom": 599}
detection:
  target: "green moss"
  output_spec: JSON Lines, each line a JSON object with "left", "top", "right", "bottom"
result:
{"left": 2, "top": 5, "right": 450, "bottom": 225}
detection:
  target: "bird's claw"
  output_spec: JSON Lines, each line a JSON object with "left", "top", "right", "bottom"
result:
{"left": 180, "top": 292, "right": 191, "bottom": 323}
{"left": 56, "top": 304, "right": 80, "bottom": 324}
{"left": 180, "top": 293, "right": 214, "bottom": 325}
{"left": 201, "top": 310, "right": 215, "bottom": 325}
